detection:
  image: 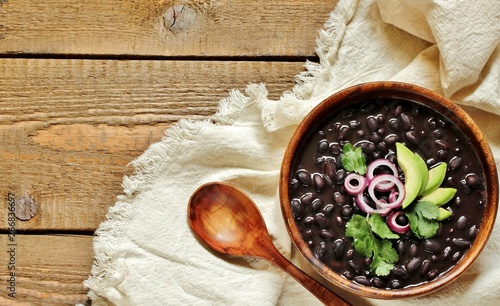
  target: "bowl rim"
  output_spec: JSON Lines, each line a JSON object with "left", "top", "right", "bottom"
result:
{"left": 279, "top": 81, "right": 499, "bottom": 299}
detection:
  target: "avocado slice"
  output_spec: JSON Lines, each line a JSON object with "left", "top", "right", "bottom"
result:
{"left": 414, "top": 153, "right": 429, "bottom": 196}
{"left": 419, "top": 187, "right": 457, "bottom": 206}
{"left": 437, "top": 207, "right": 452, "bottom": 221}
{"left": 421, "top": 162, "right": 447, "bottom": 196}
{"left": 396, "top": 143, "right": 427, "bottom": 208}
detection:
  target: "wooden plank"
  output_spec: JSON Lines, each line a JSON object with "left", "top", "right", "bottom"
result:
{"left": 0, "top": 0, "right": 335, "bottom": 57}
{"left": 0, "top": 234, "right": 93, "bottom": 305}
{"left": 0, "top": 58, "right": 304, "bottom": 231}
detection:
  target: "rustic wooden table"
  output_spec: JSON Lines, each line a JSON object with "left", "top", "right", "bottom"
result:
{"left": 0, "top": 1, "right": 337, "bottom": 304}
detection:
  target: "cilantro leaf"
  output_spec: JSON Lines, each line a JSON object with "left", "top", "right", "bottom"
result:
{"left": 341, "top": 143, "right": 367, "bottom": 175}
{"left": 368, "top": 214, "right": 400, "bottom": 239}
{"left": 346, "top": 215, "right": 373, "bottom": 257}
{"left": 405, "top": 201, "right": 440, "bottom": 239}
{"left": 346, "top": 214, "right": 399, "bottom": 276}
{"left": 372, "top": 259, "right": 394, "bottom": 276}
{"left": 414, "top": 201, "right": 440, "bottom": 219}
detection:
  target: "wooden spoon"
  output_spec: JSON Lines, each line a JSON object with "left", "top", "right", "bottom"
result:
{"left": 188, "top": 182, "right": 351, "bottom": 306}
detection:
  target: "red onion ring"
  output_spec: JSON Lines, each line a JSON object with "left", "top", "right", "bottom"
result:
{"left": 386, "top": 211, "right": 410, "bottom": 234}
{"left": 367, "top": 159, "right": 399, "bottom": 191}
{"left": 344, "top": 173, "right": 367, "bottom": 195}
{"left": 367, "top": 174, "right": 405, "bottom": 210}
{"left": 389, "top": 190, "right": 399, "bottom": 203}
{"left": 355, "top": 192, "right": 392, "bottom": 216}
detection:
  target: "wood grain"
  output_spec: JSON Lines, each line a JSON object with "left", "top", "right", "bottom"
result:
{"left": 0, "top": 0, "right": 338, "bottom": 303}
{"left": 0, "top": 0, "right": 334, "bottom": 57}
{"left": 0, "top": 234, "right": 93, "bottom": 305}
{"left": 0, "top": 58, "right": 305, "bottom": 231}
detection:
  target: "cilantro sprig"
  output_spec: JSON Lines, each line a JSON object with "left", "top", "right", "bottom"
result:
{"left": 341, "top": 143, "right": 367, "bottom": 175}
{"left": 405, "top": 201, "right": 440, "bottom": 239}
{"left": 346, "top": 214, "right": 399, "bottom": 276}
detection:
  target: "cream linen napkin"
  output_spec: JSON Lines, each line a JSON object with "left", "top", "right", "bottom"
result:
{"left": 84, "top": 0, "right": 500, "bottom": 305}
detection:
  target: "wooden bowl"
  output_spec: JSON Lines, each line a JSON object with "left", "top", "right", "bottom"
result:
{"left": 279, "top": 82, "right": 498, "bottom": 299}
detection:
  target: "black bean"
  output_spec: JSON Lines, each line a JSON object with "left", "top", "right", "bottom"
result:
{"left": 435, "top": 139, "right": 449, "bottom": 150}
{"left": 419, "top": 260, "right": 431, "bottom": 277}
{"left": 346, "top": 249, "right": 355, "bottom": 260}
{"left": 394, "top": 104, "right": 404, "bottom": 116}
{"left": 449, "top": 156, "right": 462, "bottom": 170}
{"left": 362, "top": 257, "right": 372, "bottom": 268}
{"left": 427, "top": 158, "right": 437, "bottom": 166}
{"left": 367, "top": 116, "right": 379, "bottom": 132}
{"left": 304, "top": 216, "right": 314, "bottom": 227}
{"left": 322, "top": 204, "right": 334, "bottom": 216}
{"left": 409, "top": 243, "right": 418, "bottom": 258}
{"left": 468, "top": 225, "right": 478, "bottom": 239}
{"left": 454, "top": 196, "right": 462, "bottom": 206}
{"left": 335, "top": 169, "right": 347, "bottom": 184}
{"left": 377, "top": 128, "right": 386, "bottom": 136}
{"left": 290, "top": 198, "right": 303, "bottom": 219}
{"left": 377, "top": 141, "right": 388, "bottom": 153}
{"left": 348, "top": 260, "right": 361, "bottom": 274}
{"left": 438, "top": 150, "right": 448, "bottom": 160}
{"left": 465, "top": 173, "right": 481, "bottom": 188}
{"left": 392, "top": 265, "right": 410, "bottom": 280}
{"left": 318, "top": 139, "right": 329, "bottom": 153}
{"left": 397, "top": 239, "right": 407, "bottom": 255}
{"left": 457, "top": 216, "right": 468, "bottom": 229}
{"left": 301, "top": 193, "right": 314, "bottom": 205}
{"left": 426, "top": 269, "right": 439, "bottom": 280}
{"left": 385, "top": 134, "right": 400, "bottom": 145}
{"left": 311, "top": 198, "right": 323, "bottom": 212}
{"left": 290, "top": 179, "right": 299, "bottom": 190}
{"left": 297, "top": 169, "right": 311, "bottom": 185}
{"left": 315, "top": 213, "right": 330, "bottom": 229}
{"left": 320, "top": 229, "right": 335, "bottom": 240}
{"left": 333, "top": 239, "right": 344, "bottom": 259}
{"left": 322, "top": 158, "right": 337, "bottom": 179}
{"left": 343, "top": 271, "right": 354, "bottom": 280}
{"left": 433, "top": 128, "right": 444, "bottom": 138}
{"left": 366, "top": 142, "right": 376, "bottom": 154}
{"left": 336, "top": 216, "right": 343, "bottom": 226}
{"left": 401, "top": 112, "right": 412, "bottom": 130}
{"left": 338, "top": 126, "right": 350, "bottom": 140}
{"left": 354, "top": 276, "right": 371, "bottom": 286}
{"left": 424, "top": 239, "right": 441, "bottom": 254}
{"left": 329, "top": 142, "right": 341, "bottom": 155}
{"left": 427, "top": 117, "right": 437, "bottom": 129}
{"left": 371, "top": 277, "right": 385, "bottom": 288}
{"left": 341, "top": 205, "right": 353, "bottom": 219}
{"left": 349, "top": 120, "right": 361, "bottom": 129}
{"left": 333, "top": 192, "right": 346, "bottom": 205}
{"left": 314, "top": 242, "right": 327, "bottom": 260}
{"left": 391, "top": 279, "right": 402, "bottom": 289}
{"left": 312, "top": 173, "right": 325, "bottom": 192}
{"left": 369, "top": 132, "right": 382, "bottom": 143}
{"left": 450, "top": 251, "right": 461, "bottom": 262}
{"left": 405, "top": 130, "right": 419, "bottom": 144}
{"left": 406, "top": 257, "right": 423, "bottom": 274}
{"left": 452, "top": 238, "right": 471, "bottom": 249}
{"left": 389, "top": 118, "right": 401, "bottom": 130}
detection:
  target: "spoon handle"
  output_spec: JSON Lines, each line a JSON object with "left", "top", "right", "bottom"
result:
{"left": 269, "top": 249, "right": 351, "bottom": 306}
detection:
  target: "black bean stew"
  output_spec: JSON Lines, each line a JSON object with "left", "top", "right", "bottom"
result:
{"left": 288, "top": 98, "right": 486, "bottom": 289}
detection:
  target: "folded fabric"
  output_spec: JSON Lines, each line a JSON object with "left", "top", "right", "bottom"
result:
{"left": 84, "top": 0, "right": 500, "bottom": 305}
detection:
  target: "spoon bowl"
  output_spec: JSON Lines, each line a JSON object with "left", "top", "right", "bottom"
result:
{"left": 188, "top": 182, "right": 351, "bottom": 306}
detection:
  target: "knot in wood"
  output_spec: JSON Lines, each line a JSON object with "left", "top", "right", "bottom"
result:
{"left": 164, "top": 5, "right": 197, "bottom": 32}
{"left": 15, "top": 195, "right": 38, "bottom": 221}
